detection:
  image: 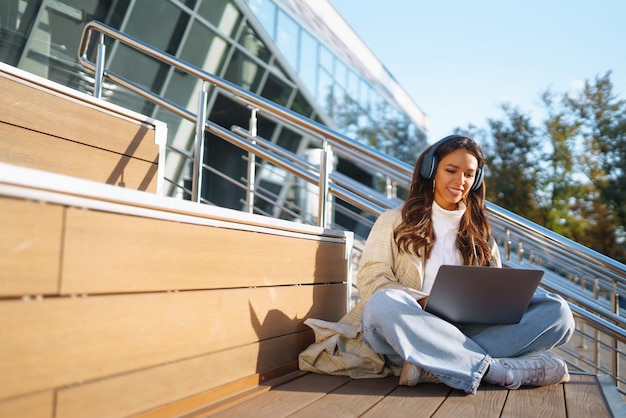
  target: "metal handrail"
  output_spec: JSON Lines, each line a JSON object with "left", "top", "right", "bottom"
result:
{"left": 77, "top": 21, "right": 626, "bottom": 392}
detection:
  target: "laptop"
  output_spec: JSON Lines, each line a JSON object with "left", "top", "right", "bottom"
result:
{"left": 424, "top": 265, "right": 544, "bottom": 324}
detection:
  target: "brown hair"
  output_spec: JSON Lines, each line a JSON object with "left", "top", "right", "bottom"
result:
{"left": 393, "top": 136, "right": 493, "bottom": 265}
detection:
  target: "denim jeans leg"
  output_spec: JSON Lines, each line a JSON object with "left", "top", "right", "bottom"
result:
{"left": 460, "top": 292, "right": 575, "bottom": 358}
{"left": 361, "top": 288, "right": 491, "bottom": 394}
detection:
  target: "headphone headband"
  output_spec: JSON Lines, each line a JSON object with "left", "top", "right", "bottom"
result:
{"left": 419, "top": 135, "right": 483, "bottom": 192}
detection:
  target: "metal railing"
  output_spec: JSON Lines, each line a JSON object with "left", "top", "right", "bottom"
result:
{"left": 78, "top": 21, "right": 626, "bottom": 394}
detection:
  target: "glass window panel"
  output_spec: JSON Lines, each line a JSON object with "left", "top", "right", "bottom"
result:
{"left": 238, "top": 22, "right": 271, "bottom": 64}
{"left": 198, "top": 0, "right": 241, "bottom": 39}
{"left": 165, "top": 68, "right": 215, "bottom": 113}
{"left": 372, "top": 92, "right": 386, "bottom": 119}
{"left": 14, "top": 0, "right": 109, "bottom": 81}
{"left": 180, "top": 20, "right": 228, "bottom": 74}
{"left": 109, "top": 43, "right": 166, "bottom": 92}
{"left": 357, "top": 78, "right": 368, "bottom": 109}
{"left": 0, "top": 0, "right": 32, "bottom": 65}
{"left": 110, "top": 0, "right": 184, "bottom": 99}
{"left": 298, "top": 30, "right": 317, "bottom": 94}
{"left": 106, "top": 81, "right": 157, "bottom": 116}
{"left": 270, "top": 60, "right": 289, "bottom": 79}
{"left": 276, "top": 127, "right": 302, "bottom": 153}
{"left": 246, "top": 0, "right": 276, "bottom": 38}
{"left": 365, "top": 84, "right": 377, "bottom": 113}
{"left": 46, "top": 1, "right": 101, "bottom": 66}
{"left": 290, "top": 91, "right": 314, "bottom": 118}
{"left": 124, "top": 0, "right": 188, "bottom": 54}
{"left": 346, "top": 69, "right": 358, "bottom": 100}
{"left": 153, "top": 105, "right": 195, "bottom": 148}
{"left": 319, "top": 45, "right": 332, "bottom": 72}
{"left": 317, "top": 68, "right": 333, "bottom": 104}
{"left": 256, "top": 113, "right": 277, "bottom": 140}
{"left": 261, "top": 72, "right": 293, "bottom": 107}
{"left": 357, "top": 114, "right": 370, "bottom": 130}
{"left": 275, "top": 10, "right": 298, "bottom": 70}
{"left": 334, "top": 59, "right": 347, "bottom": 88}
{"left": 224, "top": 49, "right": 264, "bottom": 92}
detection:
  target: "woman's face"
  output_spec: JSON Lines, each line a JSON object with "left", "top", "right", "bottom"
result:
{"left": 433, "top": 148, "right": 479, "bottom": 210}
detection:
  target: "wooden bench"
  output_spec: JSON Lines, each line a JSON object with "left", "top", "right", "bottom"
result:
{"left": 0, "top": 164, "right": 350, "bottom": 417}
{"left": 0, "top": 62, "right": 166, "bottom": 193}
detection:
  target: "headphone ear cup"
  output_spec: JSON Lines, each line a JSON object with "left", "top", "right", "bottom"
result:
{"left": 471, "top": 167, "right": 484, "bottom": 191}
{"left": 420, "top": 152, "right": 438, "bottom": 180}
{"left": 420, "top": 134, "right": 458, "bottom": 180}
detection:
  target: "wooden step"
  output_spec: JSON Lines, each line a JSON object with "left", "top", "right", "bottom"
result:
{"left": 0, "top": 62, "right": 166, "bottom": 193}
{"left": 0, "top": 164, "right": 351, "bottom": 417}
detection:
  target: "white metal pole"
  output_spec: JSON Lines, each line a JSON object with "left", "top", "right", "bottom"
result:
{"left": 318, "top": 138, "right": 331, "bottom": 228}
{"left": 94, "top": 34, "right": 106, "bottom": 99}
{"left": 246, "top": 108, "right": 258, "bottom": 213}
{"left": 192, "top": 82, "right": 208, "bottom": 202}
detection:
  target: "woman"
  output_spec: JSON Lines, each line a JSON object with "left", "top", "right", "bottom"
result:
{"left": 299, "top": 135, "right": 575, "bottom": 395}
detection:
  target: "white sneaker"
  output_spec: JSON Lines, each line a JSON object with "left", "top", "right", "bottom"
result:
{"left": 496, "top": 351, "right": 570, "bottom": 389}
{"left": 399, "top": 362, "right": 440, "bottom": 386}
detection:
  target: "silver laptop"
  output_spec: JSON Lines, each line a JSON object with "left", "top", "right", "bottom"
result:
{"left": 424, "top": 265, "right": 544, "bottom": 324}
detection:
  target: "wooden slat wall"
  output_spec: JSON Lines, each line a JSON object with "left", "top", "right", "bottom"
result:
{"left": 61, "top": 207, "right": 347, "bottom": 294}
{"left": 0, "top": 197, "right": 63, "bottom": 295}
{"left": 0, "top": 68, "right": 160, "bottom": 192}
{"left": 0, "top": 195, "right": 349, "bottom": 417}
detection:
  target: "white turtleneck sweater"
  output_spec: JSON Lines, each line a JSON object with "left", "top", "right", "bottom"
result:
{"left": 422, "top": 201, "right": 466, "bottom": 294}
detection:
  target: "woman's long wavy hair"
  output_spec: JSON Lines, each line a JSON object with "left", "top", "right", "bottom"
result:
{"left": 393, "top": 136, "right": 493, "bottom": 266}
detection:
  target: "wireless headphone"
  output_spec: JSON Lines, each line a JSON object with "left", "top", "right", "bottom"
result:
{"left": 419, "top": 134, "right": 484, "bottom": 192}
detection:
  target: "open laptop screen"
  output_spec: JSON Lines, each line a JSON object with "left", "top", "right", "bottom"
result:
{"left": 424, "top": 265, "right": 544, "bottom": 324}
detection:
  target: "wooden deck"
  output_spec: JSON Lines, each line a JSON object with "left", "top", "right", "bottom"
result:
{"left": 178, "top": 372, "right": 620, "bottom": 418}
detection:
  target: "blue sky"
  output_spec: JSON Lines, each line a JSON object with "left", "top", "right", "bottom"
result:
{"left": 331, "top": 0, "right": 626, "bottom": 143}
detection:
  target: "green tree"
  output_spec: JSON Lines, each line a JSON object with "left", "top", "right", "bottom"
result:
{"left": 483, "top": 104, "right": 541, "bottom": 222}
{"left": 478, "top": 73, "right": 626, "bottom": 262}
{"left": 536, "top": 90, "right": 586, "bottom": 239}
{"left": 564, "top": 72, "right": 626, "bottom": 260}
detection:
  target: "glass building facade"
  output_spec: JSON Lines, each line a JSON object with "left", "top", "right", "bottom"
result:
{"left": 0, "top": 0, "right": 428, "bottom": 220}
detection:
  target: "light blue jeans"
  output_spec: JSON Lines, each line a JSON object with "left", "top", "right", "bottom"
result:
{"left": 361, "top": 288, "right": 575, "bottom": 394}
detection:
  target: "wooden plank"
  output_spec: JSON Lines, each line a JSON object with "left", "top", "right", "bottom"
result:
{"left": 0, "top": 284, "right": 345, "bottom": 400}
{"left": 501, "top": 384, "right": 566, "bottom": 418}
{"left": 0, "top": 75, "right": 158, "bottom": 161}
{"left": 205, "top": 373, "right": 352, "bottom": 418}
{"left": 61, "top": 207, "right": 347, "bottom": 294}
{"left": 288, "top": 376, "right": 399, "bottom": 418}
{"left": 432, "top": 384, "right": 507, "bottom": 418}
{"left": 56, "top": 333, "right": 311, "bottom": 418}
{"left": 564, "top": 374, "right": 612, "bottom": 418}
{"left": 133, "top": 370, "right": 308, "bottom": 418}
{"left": 0, "top": 197, "right": 63, "bottom": 296}
{"left": 0, "top": 391, "right": 54, "bottom": 418}
{"left": 361, "top": 384, "right": 452, "bottom": 417}
{"left": 0, "top": 123, "right": 159, "bottom": 192}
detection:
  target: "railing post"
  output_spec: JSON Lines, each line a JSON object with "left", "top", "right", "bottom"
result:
{"left": 612, "top": 283, "right": 620, "bottom": 384}
{"left": 577, "top": 275, "right": 588, "bottom": 349}
{"left": 593, "top": 278, "right": 600, "bottom": 368}
{"left": 94, "top": 33, "right": 106, "bottom": 99}
{"left": 504, "top": 229, "right": 511, "bottom": 261}
{"left": 517, "top": 242, "right": 524, "bottom": 263}
{"left": 192, "top": 81, "right": 208, "bottom": 203}
{"left": 385, "top": 177, "right": 397, "bottom": 199}
{"left": 246, "top": 108, "right": 258, "bottom": 214}
{"left": 318, "top": 138, "right": 332, "bottom": 228}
